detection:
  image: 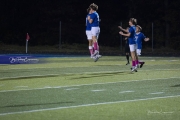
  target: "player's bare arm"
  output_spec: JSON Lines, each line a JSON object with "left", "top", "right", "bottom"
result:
{"left": 87, "top": 16, "right": 93, "bottom": 23}
{"left": 119, "top": 31, "right": 130, "bottom": 37}
{"left": 118, "top": 26, "right": 128, "bottom": 33}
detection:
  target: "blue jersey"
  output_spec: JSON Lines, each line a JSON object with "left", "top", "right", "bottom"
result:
{"left": 86, "top": 14, "right": 91, "bottom": 31}
{"left": 135, "top": 32, "right": 146, "bottom": 49}
{"left": 90, "top": 12, "right": 99, "bottom": 27}
{"left": 128, "top": 26, "right": 136, "bottom": 45}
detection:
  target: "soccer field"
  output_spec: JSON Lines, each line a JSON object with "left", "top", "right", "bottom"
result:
{"left": 0, "top": 56, "right": 180, "bottom": 120}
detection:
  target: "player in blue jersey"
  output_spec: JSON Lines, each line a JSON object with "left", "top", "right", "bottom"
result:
{"left": 87, "top": 3, "right": 101, "bottom": 62}
{"left": 86, "top": 8, "right": 94, "bottom": 58}
{"left": 119, "top": 18, "right": 138, "bottom": 72}
{"left": 135, "top": 25, "right": 149, "bottom": 68}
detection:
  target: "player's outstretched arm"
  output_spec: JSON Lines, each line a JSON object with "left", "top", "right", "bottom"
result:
{"left": 119, "top": 31, "right": 130, "bottom": 37}
{"left": 118, "top": 26, "right": 128, "bottom": 33}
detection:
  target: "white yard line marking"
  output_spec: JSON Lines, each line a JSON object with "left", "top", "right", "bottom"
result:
{"left": 65, "top": 88, "right": 79, "bottom": 91}
{"left": 91, "top": 89, "right": 105, "bottom": 92}
{"left": 149, "top": 92, "right": 164, "bottom": 95}
{"left": 0, "top": 77, "right": 179, "bottom": 93}
{"left": 169, "top": 60, "right": 179, "bottom": 61}
{"left": 119, "top": 91, "right": 134, "bottom": 94}
{"left": 0, "top": 95, "right": 180, "bottom": 116}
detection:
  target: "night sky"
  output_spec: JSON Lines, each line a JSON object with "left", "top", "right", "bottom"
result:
{"left": 0, "top": 0, "right": 180, "bottom": 48}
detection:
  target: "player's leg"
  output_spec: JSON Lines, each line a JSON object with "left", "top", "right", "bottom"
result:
{"left": 92, "top": 27, "right": 100, "bottom": 56}
{"left": 136, "top": 49, "right": 145, "bottom": 68}
{"left": 125, "top": 44, "right": 130, "bottom": 65}
{"left": 86, "top": 31, "right": 93, "bottom": 58}
{"left": 129, "top": 44, "right": 137, "bottom": 72}
{"left": 134, "top": 44, "right": 139, "bottom": 68}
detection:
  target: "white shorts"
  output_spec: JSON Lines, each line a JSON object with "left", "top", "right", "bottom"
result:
{"left": 129, "top": 44, "right": 137, "bottom": 52}
{"left": 86, "top": 31, "right": 92, "bottom": 40}
{"left": 91, "top": 27, "right": 100, "bottom": 38}
{"left": 136, "top": 49, "right": 141, "bottom": 55}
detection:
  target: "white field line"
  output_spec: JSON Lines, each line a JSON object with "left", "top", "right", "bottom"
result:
{"left": 91, "top": 89, "right": 105, "bottom": 92}
{"left": 119, "top": 91, "right": 134, "bottom": 94}
{"left": 149, "top": 92, "right": 164, "bottom": 95}
{"left": 0, "top": 77, "right": 179, "bottom": 93}
{"left": 65, "top": 88, "right": 79, "bottom": 91}
{"left": 0, "top": 95, "right": 180, "bottom": 116}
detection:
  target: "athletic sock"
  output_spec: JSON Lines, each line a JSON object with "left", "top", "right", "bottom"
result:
{"left": 135, "top": 60, "right": 139, "bottom": 66}
{"left": 126, "top": 55, "right": 129, "bottom": 63}
{"left": 138, "top": 60, "right": 144, "bottom": 64}
{"left": 89, "top": 46, "right": 93, "bottom": 56}
{"left": 132, "top": 61, "right": 135, "bottom": 68}
{"left": 93, "top": 42, "right": 98, "bottom": 51}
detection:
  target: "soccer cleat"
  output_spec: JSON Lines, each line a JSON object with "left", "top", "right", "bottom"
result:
{"left": 140, "top": 62, "right": 145, "bottom": 68}
{"left": 131, "top": 66, "right": 138, "bottom": 72}
{"left": 126, "top": 62, "right": 130, "bottom": 65}
{"left": 92, "top": 50, "right": 99, "bottom": 57}
{"left": 94, "top": 55, "right": 102, "bottom": 62}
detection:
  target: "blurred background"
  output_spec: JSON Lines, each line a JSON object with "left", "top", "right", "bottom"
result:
{"left": 0, "top": 0, "right": 180, "bottom": 53}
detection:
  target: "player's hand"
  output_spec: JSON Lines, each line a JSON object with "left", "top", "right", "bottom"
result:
{"left": 119, "top": 31, "right": 123, "bottom": 35}
{"left": 144, "top": 38, "right": 150, "bottom": 42}
{"left": 118, "top": 26, "right": 123, "bottom": 29}
{"left": 87, "top": 16, "right": 90, "bottom": 20}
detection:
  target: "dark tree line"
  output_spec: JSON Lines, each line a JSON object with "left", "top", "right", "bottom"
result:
{"left": 0, "top": 0, "right": 179, "bottom": 49}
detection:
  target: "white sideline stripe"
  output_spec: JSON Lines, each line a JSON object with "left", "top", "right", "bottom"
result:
{"left": 119, "top": 91, "right": 134, "bottom": 94}
{"left": 65, "top": 88, "right": 79, "bottom": 91}
{"left": 0, "top": 77, "right": 179, "bottom": 93}
{"left": 91, "top": 89, "right": 105, "bottom": 92}
{"left": 0, "top": 95, "right": 180, "bottom": 116}
{"left": 0, "top": 74, "right": 59, "bottom": 80}
{"left": 149, "top": 92, "right": 164, "bottom": 95}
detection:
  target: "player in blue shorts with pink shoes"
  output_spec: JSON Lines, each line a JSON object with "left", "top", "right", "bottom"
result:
{"left": 119, "top": 18, "right": 138, "bottom": 72}
{"left": 135, "top": 25, "right": 150, "bottom": 68}
{"left": 87, "top": 3, "right": 101, "bottom": 62}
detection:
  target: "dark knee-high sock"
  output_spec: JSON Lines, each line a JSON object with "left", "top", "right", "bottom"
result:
{"left": 126, "top": 55, "right": 129, "bottom": 63}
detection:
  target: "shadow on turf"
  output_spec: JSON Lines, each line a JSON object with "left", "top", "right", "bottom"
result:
{"left": 70, "top": 71, "right": 133, "bottom": 80}
{"left": 171, "top": 84, "right": 180, "bottom": 87}
{"left": 0, "top": 74, "right": 59, "bottom": 81}
{"left": 1, "top": 101, "right": 74, "bottom": 108}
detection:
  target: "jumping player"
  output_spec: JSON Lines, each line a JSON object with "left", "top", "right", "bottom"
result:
{"left": 119, "top": 18, "right": 138, "bottom": 72}
{"left": 135, "top": 25, "right": 150, "bottom": 68}
{"left": 86, "top": 8, "right": 93, "bottom": 58}
{"left": 87, "top": 3, "right": 101, "bottom": 62}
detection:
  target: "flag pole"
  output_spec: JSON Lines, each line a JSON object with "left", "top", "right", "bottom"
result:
{"left": 26, "top": 40, "right": 28, "bottom": 54}
{"left": 26, "top": 33, "right": 30, "bottom": 54}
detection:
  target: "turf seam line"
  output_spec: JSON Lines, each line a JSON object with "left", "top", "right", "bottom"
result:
{"left": 0, "top": 95, "right": 180, "bottom": 116}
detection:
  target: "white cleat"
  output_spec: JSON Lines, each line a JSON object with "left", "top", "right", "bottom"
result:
{"left": 131, "top": 66, "right": 138, "bottom": 72}
{"left": 92, "top": 50, "right": 99, "bottom": 57}
{"left": 94, "top": 54, "right": 102, "bottom": 62}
